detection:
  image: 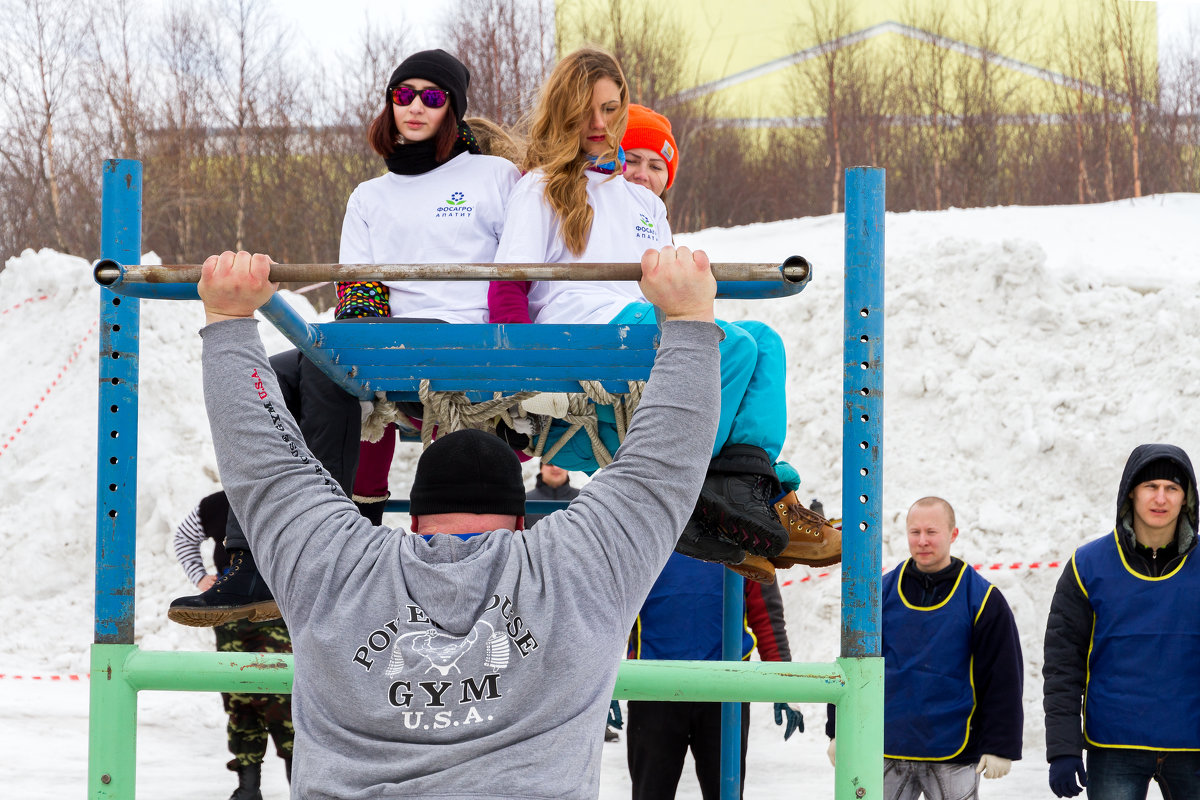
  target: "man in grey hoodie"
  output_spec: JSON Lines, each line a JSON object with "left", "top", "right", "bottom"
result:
{"left": 197, "top": 245, "right": 723, "bottom": 798}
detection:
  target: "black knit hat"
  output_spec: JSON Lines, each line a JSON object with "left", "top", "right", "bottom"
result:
{"left": 409, "top": 429, "right": 525, "bottom": 516}
{"left": 1132, "top": 457, "right": 1187, "bottom": 489}
{"left": 387, "top": 49, "right": 469, "bottom": 117}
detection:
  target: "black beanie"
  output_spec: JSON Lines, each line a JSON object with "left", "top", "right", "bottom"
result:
{"left": 387, "top": 49, "right": 469, "bottom": 118}
{"left": 1132, "top": 457, "right": 1187, "bottom": 489}
{"left": 409, "top": 429, "right": 525, "bottom": 517}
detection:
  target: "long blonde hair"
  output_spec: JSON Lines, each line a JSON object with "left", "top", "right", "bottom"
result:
{"left": 523, "top": 47, "right": 628, "bottom": 256}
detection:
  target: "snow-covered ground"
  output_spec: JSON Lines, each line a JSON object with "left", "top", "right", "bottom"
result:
{"left": 5, "top": 193, "right": 1196, "bottom": 797}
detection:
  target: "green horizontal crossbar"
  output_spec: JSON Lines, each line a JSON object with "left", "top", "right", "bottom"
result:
{"left": 114, "top": 648, "right": 846, "bottom": 703}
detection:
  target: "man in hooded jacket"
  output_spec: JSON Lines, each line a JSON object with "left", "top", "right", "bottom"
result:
{"left": 1043, "top": 443, "right": 1200, "bottom": 798}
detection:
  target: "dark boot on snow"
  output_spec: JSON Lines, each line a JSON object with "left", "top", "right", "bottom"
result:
{"left": 229, "top": 761, "right": 263, "bottom": 800}
{"left": 168, "top": 548, "right": 279, "bottom": 627}
{"left": 694, "top": 444, "right": 789, "bottom": 558}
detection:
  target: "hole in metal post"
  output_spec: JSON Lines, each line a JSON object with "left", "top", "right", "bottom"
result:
{"left": 859, "top": 494, "right": 868, "bottom": 504}
{"left": 860, "top": 388, "right": 870, "bottom": 396}
{"left": 860, "top": 308, "right": 869, "bottom": 317}
{"left": 859, "top": 522, "right": 868, "bottom": 531}
{"left": 859, "top": 335, "right": 868, "bottom": 343}
{"left": 861, "top": 414, "right": 869, "bottom": 422}
{"left": 860, "top": 441, "right": 868, "bottom": 450}
{"left": 860, "top": 468, "right": 869, "bottom": 476}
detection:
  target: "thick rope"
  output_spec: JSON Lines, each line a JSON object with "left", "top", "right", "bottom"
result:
{"left": 417, "top": 382, "right": 536, "bottom": 448}
{"left": 414, "top": 381, "right": 646, "bottom": 467}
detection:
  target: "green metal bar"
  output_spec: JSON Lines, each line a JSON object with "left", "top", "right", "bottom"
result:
{"left": 832, "top": 656, "right": 885, "bottom": 800}
{"left": 89, "top": 644, "right": 139, "bottom": 799}
{"left": 616, "top": 660, "right": 846, "bottom": 703}
{"left": 115, "top": 649, "right": 845, "bottom": 703}
{"left": 125, "top": 649, "right": 293, "bottom": 693}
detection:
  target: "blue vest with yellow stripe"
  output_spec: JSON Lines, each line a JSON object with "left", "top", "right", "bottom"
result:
{"left": 882, "top": 559, "right": 994, "bottom": 759}
{"left": 1073, "top": 530, "right": 1200, "bottom": 750}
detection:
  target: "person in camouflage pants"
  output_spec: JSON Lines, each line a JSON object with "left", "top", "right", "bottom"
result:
{"left": 216, "top": 618, "right": 295, "bottom": 778}
{"left": 174, "top": 492, "right": 294, "bottom": 800}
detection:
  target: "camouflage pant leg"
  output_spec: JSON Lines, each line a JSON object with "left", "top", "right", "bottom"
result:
{"left": 216, "top": 619, "right": 295, "bottom": 767}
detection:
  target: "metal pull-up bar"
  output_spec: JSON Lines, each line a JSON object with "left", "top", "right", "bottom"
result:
{"left": 92, "top": 257, "right": 810, "bottom": 287}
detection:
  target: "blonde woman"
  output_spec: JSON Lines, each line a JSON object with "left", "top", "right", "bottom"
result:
{"left": 490, "top": 49, "right": 792, "bottom": 560}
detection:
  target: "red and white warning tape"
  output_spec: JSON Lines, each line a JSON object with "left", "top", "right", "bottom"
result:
{"left": 779, "top": 560, "right": 1063, "bottom": 588}
{"left": 0, "top": 672, "right": 88, "bottom": 681}
{"left": 1, "top": 294, "right": 49, "bottom": 315}
{"left": 0, "top": 321, "right": 97, "bottom": 459}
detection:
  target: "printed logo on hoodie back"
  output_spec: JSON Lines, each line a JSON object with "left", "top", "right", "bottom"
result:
{"left": 349, "top": 594, "right": 540, "bottom": 732}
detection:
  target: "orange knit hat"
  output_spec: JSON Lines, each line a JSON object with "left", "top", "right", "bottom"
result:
{"left": 622, "top": 104, "right": 679, "bottom": 190}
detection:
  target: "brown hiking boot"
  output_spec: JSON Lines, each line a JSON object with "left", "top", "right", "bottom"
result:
{"left": 726, "top": 554, "right": 776, "bottom": 585}
{"left": 771, "top": 492, "right": 842, "bottom": 569}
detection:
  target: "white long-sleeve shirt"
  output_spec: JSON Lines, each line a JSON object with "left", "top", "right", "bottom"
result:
{"left": 494, "top": 170, "right": 672, "bottom": 324}
{"left": 340, "top": 153, "right": 521, "bottom": 323}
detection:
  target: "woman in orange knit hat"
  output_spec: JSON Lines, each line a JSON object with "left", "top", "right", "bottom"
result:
{"left": 622, "top": 103, "right": 678, "bottom": 198}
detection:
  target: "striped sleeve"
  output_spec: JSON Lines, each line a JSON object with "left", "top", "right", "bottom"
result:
{"left": 173, "top": 504, "right": 209, "bottom": 586}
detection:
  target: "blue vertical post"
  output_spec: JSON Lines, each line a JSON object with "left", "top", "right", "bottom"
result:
{"left": 835, "top": 166, "right": 885, "bottom": 799}
{"left": 90, "top": 158, "right": 143, "bottom": 798}
{"left": 719, "top": 568, "right": 744, "bottom": 799}
{"left": 95, "top": 158, "right": 141, "bottom": 641}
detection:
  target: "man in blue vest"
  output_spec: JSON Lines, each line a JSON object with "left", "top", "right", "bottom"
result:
{"left": 826, "top": 496, "right": 1023, "bottom": 798}
{"left": 1043, "top": 443, "right": 1200, "bottom": 798}
{"left": 624, "top": 551, "right": 802, "bottom": 799}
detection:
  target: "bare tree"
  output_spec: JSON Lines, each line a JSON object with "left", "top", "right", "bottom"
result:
{"left": 448, "top": 0, "right": 554, "bottom": 128}
{"left": 85, "top": 0, "right": 150, "bottom": 160}
{"left": 210, "top": 0, "right": 293, "bottom": 250}
{"left": 151, "top": 3, "right": 218, "bottom": 260}
{"left": 0, "top": 0, "right": 83, "bottom": 252}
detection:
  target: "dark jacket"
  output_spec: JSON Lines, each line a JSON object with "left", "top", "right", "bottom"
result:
{"left": 629, "top": 552, "right": 791, "bottom": 662}
{"left": 1042, "top": 443, "right": 1199, "bottom": 761}
{"left": 826, "top": 557, "right": 1023, "bottom": 763}
{"left": 523, "top": 473, "right": 581, "bottom": 526}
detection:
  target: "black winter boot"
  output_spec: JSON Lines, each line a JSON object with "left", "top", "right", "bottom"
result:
{"left": 695, "top": 444, "right": 788, "bottom": 558}
{"left": 674, "top": 508, "right": 746, "bottom": 566}
{"left": 354, "top": 494, "right": 388, "bottom": 526}
{"left": 229, "top": 762, "right": 263, "bottom": 800}
{"left": 167, "top": 548, "right": 279, "bottom": 627}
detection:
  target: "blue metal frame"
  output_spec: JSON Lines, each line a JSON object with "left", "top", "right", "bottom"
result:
{"left": 87, "top": 159, "right": 885, "bottom": 800}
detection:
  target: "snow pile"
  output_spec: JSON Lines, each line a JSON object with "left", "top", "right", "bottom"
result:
{"left": 1, "top": 193, "right": 1198, "bottom": 795}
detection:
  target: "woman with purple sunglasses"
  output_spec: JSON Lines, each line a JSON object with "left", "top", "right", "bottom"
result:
{"left": 166, "top": 52, "right": 520, "bottom": 626}
{"left": 336, "top": 49, "right": 520, "bottom": 326}
{"left": 336, "top": 49, "right": 522, "bottom": 524}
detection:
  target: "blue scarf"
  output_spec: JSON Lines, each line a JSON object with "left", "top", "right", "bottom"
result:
{"left": 586, "top": 147, "right": 626, "bottom": 175}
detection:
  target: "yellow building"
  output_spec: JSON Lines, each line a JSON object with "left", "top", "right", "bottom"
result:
{"left": 556, "top": 0, "right": 1157, "bottom": 125}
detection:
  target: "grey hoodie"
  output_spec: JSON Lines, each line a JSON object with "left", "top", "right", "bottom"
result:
{"left": 202, "top": 318, "right": 723, "bottom": 799}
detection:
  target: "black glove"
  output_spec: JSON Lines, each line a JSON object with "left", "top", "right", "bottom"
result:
{"left": 1048, "top": 755, "right": 1087, "bottom": 797}
{"left": 774, "top": 702, "right": 804, "bottom": 740}
{"left": 607, "top": 700, "right": 623, "bottom": 730}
